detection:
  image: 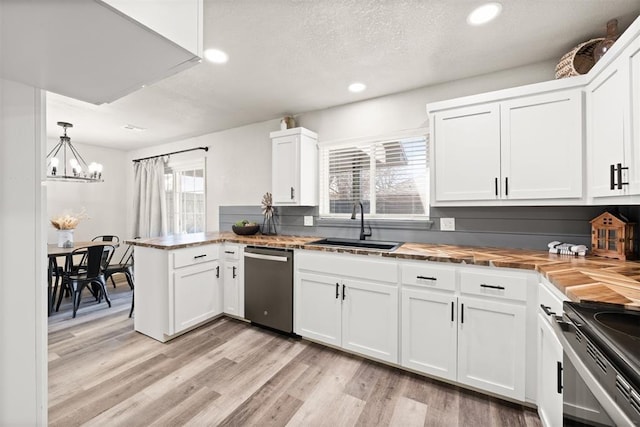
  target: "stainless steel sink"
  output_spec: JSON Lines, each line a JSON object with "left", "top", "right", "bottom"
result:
{"left": 307, "top": 237, "right": 403, "bottom": 252}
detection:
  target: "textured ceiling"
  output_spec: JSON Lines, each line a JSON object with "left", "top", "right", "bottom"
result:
{"left": 46, "top": 0, "right": 640, "bottom": 150}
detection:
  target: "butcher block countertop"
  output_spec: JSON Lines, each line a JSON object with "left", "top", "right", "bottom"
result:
{"left": 128, "top": 232, "right": 640, "bottom": 311}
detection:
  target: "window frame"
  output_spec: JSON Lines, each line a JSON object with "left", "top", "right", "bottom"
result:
{"left": 164, "top": 158, "right": 207, "bottom": 235}
{"left": 318, "top": 128, "right": 430, "bottom": 220}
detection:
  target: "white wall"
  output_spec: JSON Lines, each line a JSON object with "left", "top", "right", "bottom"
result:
{"left": 0, "top": 79, "right": 47, "bottom": 425}
{"left": 297, "top": 60, "right": 556, "bottom": 141}
{"left": 126, "top": 119, "right": 276, "bottom": 234}
{"left": 125, "top": 60, "right": 556, "bottom": 233}
{"left": 46, "top": 141, "right": 128, "bottom": 246}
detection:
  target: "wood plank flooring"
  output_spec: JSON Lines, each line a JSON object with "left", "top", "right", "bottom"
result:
{"left": 49, "top": 279, "right": 542, "bottom": 426}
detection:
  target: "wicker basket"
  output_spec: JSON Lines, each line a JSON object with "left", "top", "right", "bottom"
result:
{"left": 555, "top": 38, "right": 604, "bottom": 79}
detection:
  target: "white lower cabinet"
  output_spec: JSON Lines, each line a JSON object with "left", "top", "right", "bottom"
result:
{"left": 296, "top": 272, "right": 342, "bottom": 347}
{"left": 295, "top": 251, "right": 398, "bottom": 363}
{"left": 399, "top": 262, "right": 532, "bottom": 402}
{"left": 222, "top": 244, "right": 244, "bottom": 317}
{"left": 537, "top": 312, "right": 563, "bottom": 427}
{"left": 342, "top": 279, "right": 398, "bottom": 362}
{"left": 173, "top": 260, "right": 222, "bottom": 334}
{"left": 296, "top": 253, "right": 536, "bottom": 403}
{"left": 134, "top": 243, "right": 223, "bottom": 342}
{"left": 457, "top": 296, "right": 526, "bottom": 400}
{"left": 401, "top": 288, "right": 457, "bottom": 381}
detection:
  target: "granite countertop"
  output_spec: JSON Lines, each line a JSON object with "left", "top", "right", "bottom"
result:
{"left": 127, "top": 233, "right": 640, "bottom": 311}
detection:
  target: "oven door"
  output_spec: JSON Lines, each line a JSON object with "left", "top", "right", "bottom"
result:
{"left": 562, "top": 352, "right": 615, "bottom": 426}
{"left": 553, "top": 316, "right": 632, "bottom": 426}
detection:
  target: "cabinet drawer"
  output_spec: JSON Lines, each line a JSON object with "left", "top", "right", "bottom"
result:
{"left": 223, "top": 245, "right": 241, "bottom": 260}
{"left": 172, "top": 245, "right": 218, "bottom": 269}
{"left": 460, "top": 269, "right": 528, "bottom": 302}
{"left": 539, "top": 279, "right": 566, "bottom": 318}
{"left": 401, "top": 262, "right": 456, "bottom": 291}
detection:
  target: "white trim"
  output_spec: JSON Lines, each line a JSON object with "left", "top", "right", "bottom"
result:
{"left": 319, "top": 130, "right": 430, "bottom": 218}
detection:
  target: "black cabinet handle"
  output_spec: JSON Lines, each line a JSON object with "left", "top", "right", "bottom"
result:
{"left": 610, "top": 164, "right": 616, "bottom": 190}
{"left": 290, "top": 187, "right": 295, "bottom": 200}
{"left": 494, "top": 177, "right": 498, "bottom": 196}
{"left": 194, "top": 254, "right": 207, "bottom": 259}
{"left": 342, "top": 284, "right": 346, "bottom": 300}
{"left": 461, "top": 303, "right": 464, "bottom": 324}
{"left": 335, "top": 283, "right": 339, "bottom": 299}
{"left": 224, "top": 251, "right": 235, "bottom": 254}
{"left": 540, "top": 304, "right": 556, "bottom": 316}
{"left": 505, "top": 177, "right": 509, "bottom": 196}
{"left": 232, "top": 266, "right": 237, "bottom": 279}
{"left": 451, "top": 301, "right": 454, "bottom": 322}
{"left": 557, "top": 361, "right": 563, "bottom": 394}
{"left": 480, "top": 283, "right": 505, "bottom": 290}
{"left": 216, "top": 266, "right": 220, "bottom": 278}
{"left": 617, "top": 163, "right": 629, "bottom": 190}
{"left": 416, "top": 275, "right": 436, "bottom": 281}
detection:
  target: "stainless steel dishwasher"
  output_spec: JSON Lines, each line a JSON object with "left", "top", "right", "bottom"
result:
{"left": 243, "top": 246, "right": 293, "bottom": 333}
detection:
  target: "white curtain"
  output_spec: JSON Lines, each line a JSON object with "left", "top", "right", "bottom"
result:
{"left": 133, "top": 157, "right": 167, "bottom": 238}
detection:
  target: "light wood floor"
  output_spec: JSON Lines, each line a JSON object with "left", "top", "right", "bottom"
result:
{"left": 49, "top": 278, "right": 542, "bottom": 427}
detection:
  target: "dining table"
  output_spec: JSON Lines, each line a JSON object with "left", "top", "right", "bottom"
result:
{"left": 47, "top": 241, "right": 115, "bottom": 316}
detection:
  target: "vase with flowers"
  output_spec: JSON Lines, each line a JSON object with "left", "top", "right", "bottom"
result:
{"left": 50, "top": 209, "right": 89, "bottom": 247}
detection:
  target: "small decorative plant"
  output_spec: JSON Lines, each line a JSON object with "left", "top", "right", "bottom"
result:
{"left": 50, "top": 208, "right": 89, "bottom": 230}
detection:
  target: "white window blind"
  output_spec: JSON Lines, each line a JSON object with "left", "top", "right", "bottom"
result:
{"left": 319, "top": 135, "right": 429, "bottom": 218}
{"left": 165, "top": 159, "right": 206, "bottom": 234}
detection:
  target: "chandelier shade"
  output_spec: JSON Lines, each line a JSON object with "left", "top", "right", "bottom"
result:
{"left": 46, "top": 122, "right": 103, "bottom": 183}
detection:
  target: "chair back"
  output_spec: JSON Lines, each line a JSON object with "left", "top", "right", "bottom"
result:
{"left": 72, "top": 245, "right": 115, "bottom": 277}
{"left": 92, "top": 235, "right": 120, "bottom": 244}
{"left": 117, "top": 244, "right": 135, "bottom": 266}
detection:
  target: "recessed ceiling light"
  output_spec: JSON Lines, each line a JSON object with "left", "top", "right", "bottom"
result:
{"left": 348, "top": 82, "right": 366, "bottom": 93}
{"left": 467, "top": 2, "right": 502, "bottom": 26}
{"left": 204, "top": 48, "right": 229, "bottom": 64}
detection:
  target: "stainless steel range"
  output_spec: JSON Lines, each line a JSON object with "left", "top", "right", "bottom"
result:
{"left": 553, "top": 301, "right": 640, "bottom": 426}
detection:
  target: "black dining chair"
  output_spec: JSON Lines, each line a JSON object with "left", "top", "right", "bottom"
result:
{"left": 104, "top": 242, "right": 134, "bottom": 289}
{"left": 56, "top": 244, "right": 115, "bottom": 318}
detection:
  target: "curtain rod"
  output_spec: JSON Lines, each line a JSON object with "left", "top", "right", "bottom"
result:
{"left": 132, "top": 146, "right": 209, "bottom": 162}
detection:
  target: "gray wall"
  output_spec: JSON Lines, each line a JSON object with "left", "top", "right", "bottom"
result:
{"left": 220, "top": 205, "right": 640, "bottom": 251}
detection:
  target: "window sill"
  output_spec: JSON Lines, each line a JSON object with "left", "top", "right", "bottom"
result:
{"left": 316, "top": 217, "right": 433, "bottom": 230}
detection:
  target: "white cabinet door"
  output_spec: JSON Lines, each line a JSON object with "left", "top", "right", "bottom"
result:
{"left": 401, "top": 289, "right": 457, "bottom": 381}
{"left": 223, "top": 260, "right": 240, "bottom": 316}
{"left": 172, "top": 261, "right": 220, "bottom": 334}
{"left": 272, "top": 135, "right": 299, "bottom": 205}
{"left": 342, "top": 279, "right": 398, "bottom": 363}
{"left": 295, "top": 272, "right": 342, "bottom": 347}
{"left": 501, "top": 90, "right": 583, "bottom": 200}
{"left": 587, "top": 58, "right": 628, "bottom": 197}
{"left": 537, "top": 313, "right": 563, "bottom": 427}
{"left": 433, "top": 103, "right": 501, "bottom": 201}
{"left": 628, "top": 37, "right": 640, "bottom": 194}
{"left": 457, "top": 296, "right": 526, "bottom": 401}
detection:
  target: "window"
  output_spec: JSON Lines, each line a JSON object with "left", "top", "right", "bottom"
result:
{"left": 319, "top": 133, "right": 429, "bottom": 218}
{"left": 165, "top": 160, "right": 206, "bottom": 234}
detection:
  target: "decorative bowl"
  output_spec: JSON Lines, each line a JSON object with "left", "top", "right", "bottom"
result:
{"left": 232, "top": 224, "right": 260, "bottom": 236}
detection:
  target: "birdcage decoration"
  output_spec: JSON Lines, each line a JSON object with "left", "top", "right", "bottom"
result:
{"left": 590, "top": 212, "right": 635, "bottom": 260}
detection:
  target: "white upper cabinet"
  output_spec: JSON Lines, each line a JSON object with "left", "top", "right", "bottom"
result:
{"left": 587, "top": 35, "right": 640, "bottom": 199}
{"left": 430, "top": 86, "right": 584, "bottom": 205}
{"left": 433, "top": 104, "right": 501, "bottom": 201}
{"left": 501, "top": 90, "right": 583, "bottom": 200}
{"left": 0, "top": 0, "right": 202, "bottom": 104}
{"left": 271, "top": 127, "right": 318, "bottom": 206}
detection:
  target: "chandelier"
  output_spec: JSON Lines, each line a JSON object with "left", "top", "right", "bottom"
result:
{"left": 46, "top": 122, "right": 103, "bottom": 183}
